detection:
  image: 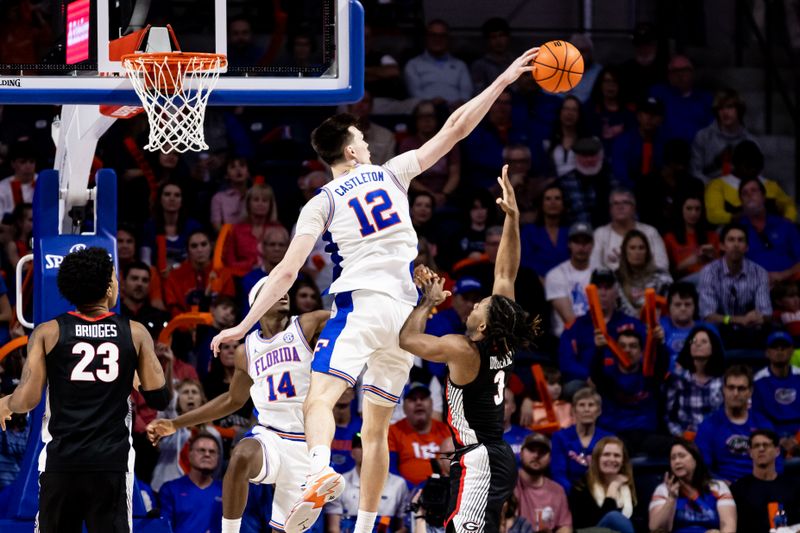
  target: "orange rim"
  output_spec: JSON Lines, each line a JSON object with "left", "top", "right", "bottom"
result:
{"left": 121, "top": 52, "right": 228, "bottom": 72}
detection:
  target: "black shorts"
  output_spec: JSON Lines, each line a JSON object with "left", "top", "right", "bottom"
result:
{"left": 37, "top": 471, "right": 131, "bottom": 533}
{"left": 445, "top": 441, "right": 517, "bottom": 533}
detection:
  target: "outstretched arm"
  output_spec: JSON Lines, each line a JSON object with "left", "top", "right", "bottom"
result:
{"left": 399, "top": 271, "right": 474, "bottom": 363}
{"left": 415, "top": 48, "right": 539, "bottom": 172}
{"left": 211, "top": 233, "right": 317, "bottom": 354}
{"left": 492, "top": 164, "right": 520, "bottom": 300}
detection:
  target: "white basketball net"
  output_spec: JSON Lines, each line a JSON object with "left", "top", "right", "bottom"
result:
{"left": 122, "top": 53, "right": 227, "bottom": 153}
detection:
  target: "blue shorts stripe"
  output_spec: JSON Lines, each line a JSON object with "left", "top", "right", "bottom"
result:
{"left": 269, "top": 519, "right": 285, "bottom": 531}
{"left": 362, "top": 384, "right": 400, "bottom": 404}
{"left": 311, "top": 292, "right": 354, "bottom": 374}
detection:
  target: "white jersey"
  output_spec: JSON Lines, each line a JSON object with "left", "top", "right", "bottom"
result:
{"left": 246, "top": 317, "right": 314, "bottom": 438}
{"left": 295, "top": 151, "right": 422, "bottom": 305}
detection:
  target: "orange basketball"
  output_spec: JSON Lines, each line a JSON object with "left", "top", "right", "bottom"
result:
{"left": 532, "top": 40, "right": 584, "bottom": 93}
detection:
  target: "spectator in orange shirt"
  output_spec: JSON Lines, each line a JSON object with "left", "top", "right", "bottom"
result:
{"left": 663, "top": 193, "right": 719, "bottom": 282}
{"left": 388, "top": 382, "right": 452, "bottom": 487}
{"left": 222, "top": 183, "right": 282, "bottom": 273}
{"left": 164, "top": 230, "right": 235, "bottom": 317}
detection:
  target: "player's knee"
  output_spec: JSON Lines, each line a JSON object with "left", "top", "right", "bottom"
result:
{"left": 359, "top": 423, "right": 389, "bottom": 447}
{"left": 229, "top": 439, "right": 261, "bottom": 478}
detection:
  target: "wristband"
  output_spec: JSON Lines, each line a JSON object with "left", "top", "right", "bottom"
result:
{"left": 723, "top": 315, "right": 731, "bottom": 325}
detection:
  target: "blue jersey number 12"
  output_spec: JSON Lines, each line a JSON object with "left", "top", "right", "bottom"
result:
{"left": 347, "top": 189, "right": 401, "bottom": 237}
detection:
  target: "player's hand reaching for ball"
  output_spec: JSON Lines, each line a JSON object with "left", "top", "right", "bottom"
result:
{"left": 495, "top": 164, "right": 518, "bottom": 219}
{"left": 420, "top": 277, "right": 450, "bottom": 307}
{"left": 499, "top": 47, "right": 539, "bottom": 87}
{"left": 0, "top": 396, "right": 12, "bottom": 431}
{"left": 146, "top": 418, "right": 177, "bottom": 445}
{"left": 413, "top": 264, "right": 437, "bottom": 288}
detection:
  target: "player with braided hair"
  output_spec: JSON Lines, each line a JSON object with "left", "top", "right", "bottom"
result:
{"left": 400, "top": 164, "right": 540, "bottom": 533}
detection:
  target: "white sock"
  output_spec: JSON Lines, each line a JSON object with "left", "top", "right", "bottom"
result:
{"left": 309, "top": 445, "right": 331, "bottom": 474}
{"left": 353, "top": 510, "right": 377, "bottom": 533}
{"left": 221, "top": 517, "right": 241, "bottom": 533}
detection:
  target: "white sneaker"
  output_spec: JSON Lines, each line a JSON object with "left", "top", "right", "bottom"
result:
{"left": 284, "top": 467, "right": 345, "bottom": 533}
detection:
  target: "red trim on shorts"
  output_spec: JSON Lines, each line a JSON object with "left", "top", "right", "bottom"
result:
{"left": 446, "top": 455, "right": 468, "bottom": 527}
{"left": 445, "top": 384, "right": 464, "bottom": 446}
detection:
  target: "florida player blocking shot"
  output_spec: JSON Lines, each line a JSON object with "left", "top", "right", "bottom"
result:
{"left": 0, "top": 247, "right": 170, "bottom": 533}
{"left": 211, "top": 47, "right": 540, "bottom": 533}
{"left": 147, "top": 277, "right": 329, "bottom": 533}
{"left": 399, "top": 165, "right": 540, "bottom": 533}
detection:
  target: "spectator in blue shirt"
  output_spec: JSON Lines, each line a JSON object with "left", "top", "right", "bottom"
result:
{"left": 659, "top": 282, "right": 717, "bottom": 370}
{"left": 519, "top": 184, "right": 569, "bottom": 279}
{"left": 159, "top": 432, "right": 223, "bottom": 533}
{"left": 752, "top": 331, "right": 800, "bottom": 455}
{"left": 404, "top": 20, "right": 473, "bottom": 105}
{"left": 503, "top": 388, "right": 531, "bottom": 462}
{"left": 611, "top": 97, "right": 666, "bottom": 189}
{"left": 738, "top": 176, "right": 800, "bottom": 282}
{"left": 695, "top": 365, "right": 775, "bottom": 483}
{"left": 649, "top": 55, "right": 714, "bottom": 144}
{"left": 550, "top": 387, "right": 612, "bottom": 493}
{"left": 591, "top": 328, "right": 670, "bottom": 456}
{"left": 331, "top": 387, "right": 362, "bottom": 474}
{"left": 558, "top": 268, "right": 646, "bottom": 386}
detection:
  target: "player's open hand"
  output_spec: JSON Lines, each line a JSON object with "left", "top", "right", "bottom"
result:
{"left": 210, "top": 325, "right": 247, "bottom": 357}
{"left": 495, "top": 164, "right": 518, "bottom": 218}
{"left": 499, "top": 47, "right": 539, "bottom": 86}
{"left": 146, "top": 418, "right": 176, "bottom": 445}
{"left": 421, "top": 277, "right": 450, "bottom": 307}
{"left": 413, "top": 264, "right": 437, "bottom": 288}
{"left": 0, "top": 396, "right": 11, "bottom": 431}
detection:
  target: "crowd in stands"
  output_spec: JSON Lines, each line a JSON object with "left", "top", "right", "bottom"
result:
{"left": 1, "top": 11, "right": 800, "bottom": 533}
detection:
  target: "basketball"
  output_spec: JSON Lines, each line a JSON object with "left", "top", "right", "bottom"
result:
{"left": 532, "top": 40, "right": 584, "bottom": 93}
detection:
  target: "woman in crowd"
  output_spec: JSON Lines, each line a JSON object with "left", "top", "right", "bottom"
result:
{"left": 544, "top": 95, "right": 586, "bottom": 177}
{"left": 568, "top": 436, "right": 637, "bottom": 533}
{"left": 455, "top": 188, "right": 497, "bottom": 262}
{"left": 585, "top": 66, "right": 636, "bottom": 154}
{"left": 663, "top": 193, "right": 720, "bottom": 282}
{"left": 616, "top": 229, "right": 673, "bottom": 317}
{"left": 665, "top": 326, "right": 725, "bottom": 437}
{"left": 210, "top": 156, "right": 251, "bottom": 232}
{"left": 649, "top": 438, "right": 736, "bottom": 533}
{"left": 141, "top": 181, "right": 203, "bottom": 275}
{"left": 520, "top": 183, "right": 570, "bottom": 280}
{"left": 222, "top": 183, "right": 281, "bottom": 274}
{"left": 289, "top": 278, "right": 323, "bottom": 314}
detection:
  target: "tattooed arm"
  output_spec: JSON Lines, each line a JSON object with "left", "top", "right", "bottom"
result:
{"left": 0, "top": 320, "right": 57, "bottom": 430}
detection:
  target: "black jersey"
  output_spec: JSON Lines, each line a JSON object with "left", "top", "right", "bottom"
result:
{"left": 446, "top": 340, "right": 514, "bottom": 450}
{"left": 40, "top": 312, "right": 138, "bottom": 472}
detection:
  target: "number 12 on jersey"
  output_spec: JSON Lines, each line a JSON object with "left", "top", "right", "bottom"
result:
{"left": 347, "top": 189, "right": 401, "bottom": 237}
{"left": 265, "top": 371, "right": 297, "bottom": 402}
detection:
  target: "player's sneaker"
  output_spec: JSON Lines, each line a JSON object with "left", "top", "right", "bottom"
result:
{"left": 284, "top": 467, "right": 345, "bottom": 533}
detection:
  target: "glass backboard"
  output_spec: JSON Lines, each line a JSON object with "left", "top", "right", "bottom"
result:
{"left": 0, "top": 0, "right": 363, "bottom": 105}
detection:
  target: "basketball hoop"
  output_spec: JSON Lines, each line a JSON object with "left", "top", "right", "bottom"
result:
{"left": 122, "top": 51, "right": 227, "bottom": 153}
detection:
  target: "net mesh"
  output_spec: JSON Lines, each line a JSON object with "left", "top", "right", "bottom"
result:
{"left": 122, "top": 52, "right": 227, "bottom": 153}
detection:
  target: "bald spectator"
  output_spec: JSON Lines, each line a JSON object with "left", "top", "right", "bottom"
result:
{"left": 650, "top": 55, "right": 714, "bottom": 143}
{"left": 240, "top": 225, "right": 290, "bottom": 314}
{"left": 404, "top": 20, "right": 473, "bottom": 105}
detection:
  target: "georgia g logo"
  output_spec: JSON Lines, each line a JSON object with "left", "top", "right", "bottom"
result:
{"left": 462, "top": 521, "right": 481, "bottom": 531}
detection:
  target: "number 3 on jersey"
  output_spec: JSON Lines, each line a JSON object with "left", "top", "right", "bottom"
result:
{"left": 347, "top": 189, "right": 401, "bottom": 237}
{"left": 265, "top": 371, "right": 297, "bottom": 402}
{"left": 493, "top": 370, "right": 505, "bottom": 405}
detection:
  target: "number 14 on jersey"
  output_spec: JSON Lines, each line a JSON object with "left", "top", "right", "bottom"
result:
{"left": 265, "top": 371, "right": 297, "bottom": 402}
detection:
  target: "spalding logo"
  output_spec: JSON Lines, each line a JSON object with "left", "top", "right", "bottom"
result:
{"left": 69, "top": 243, "right": 87, "bottom": 253}
{"left": 44, "top": 244, "right": 88, "bottom": 269}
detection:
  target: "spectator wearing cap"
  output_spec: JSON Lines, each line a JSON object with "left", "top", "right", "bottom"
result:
{"left": 346, "top": 90, "right": 396, "bottom": 165}
{"left": 209, "top": 156, "right": 250, "bottom": 232}
{"left": 0, "top": 140, "right": 36, "bottom": 222}
{"left": 753, "top": 331, "right": 800, "bottom": 454}
{"left": 404, "top": 20, "right": 473, "bottom": 105}
{"left": 591, "top": 327, "right": 670, "bottom": 456}
{"left": 690, "top": 88, "right": 759, "bottom": 184}
{"left": 388, "top": 382, "right": 451, "bottom": 487}
{"left": 558, "top": 136, "right": 618, "bottom": 228}
{"left": 545, "top": 221, "right": 595, "bottom": 336}
{"left": 550, "top": 387, "right": 613, "bottom": 494}
{"left": 698, "top": 222, "right": 772, "bottom": 350}
{"left": 520, "top": 183, "right": 569, "bottom": 279}
{"left": 325, "top": 432, "right": 410, "bottom": 533}
{"left": 618, "top": 22, "right": 668, "bottom": 104}
{"left": 649, "top": 55, "right": 714, "bottom": 143}
{"left": 731, "top": 429, "right": 800, "bottom": 533}
{"left": 695, "top": 365, "right": 775, "bottom": 483}
{"left": 611, "top": 96, "right": 666, "bottom": 188}
{"left": 564, "top": 33, "right": 603, "bottom": 104}
{"left": 471, "top": 17, "right": 513, "bottom": 94}
{"left": 558, "top": 268, "right": 646, "bottom": 385}
{"left": 590, "top": 188, "right": 669, "bottom": 272}
{"left": 514, "top": 433, "right": 573, "bottom": 532}
{"left": 738, "top": 177, "right": 800, "bottom": 283}
{"left": 705, "top": 140, "right": 796, "bottom": 225}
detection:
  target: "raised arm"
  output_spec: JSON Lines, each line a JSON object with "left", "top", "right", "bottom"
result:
{"left": 0, "top": 320, "right": 56, "bottom": 428}
{"left": 133, "top": 321, "right": 170, "bottom": 411}
{"left": 211, "top": 233, "right": 317, "bottom": 354}
{"left": 147, "top": 344, "right": 253, "bottom": 444}
{"left": 415, "top": 48, "right": 538, "bottom": 172}
{"left": 493, "top": 164, "right": 520, "bottom": 300}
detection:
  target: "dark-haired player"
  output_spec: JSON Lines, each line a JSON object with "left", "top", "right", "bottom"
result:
{"left": 400, "top": 165, "right": 539, "bottom": 533}
{"left": 0, "top": 246, "right": 169, "bottom": 533}
{"left": 211, "top": 48, "right": 540, "bottom": 533}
